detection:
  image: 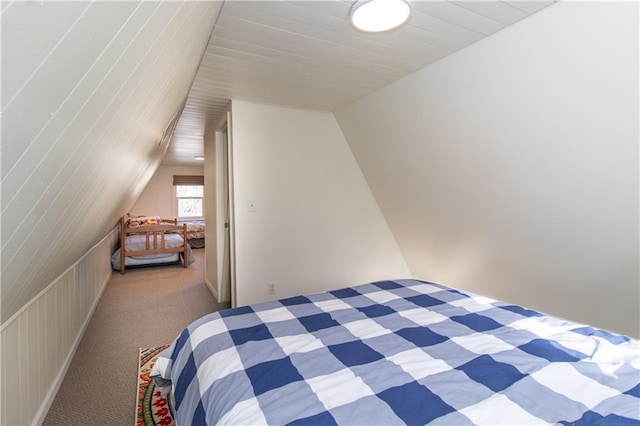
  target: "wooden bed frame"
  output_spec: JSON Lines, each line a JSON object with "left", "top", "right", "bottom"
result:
{"left": 119, "top": 215, "right": 188, "bottom": 274}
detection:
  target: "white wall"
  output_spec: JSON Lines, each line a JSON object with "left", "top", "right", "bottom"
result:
{"left": 230, "top": 101, "right": 410, "bottom": 306}
{"left": 131, "top": 164, "right": 204, "bottom": 219}
{"left": 335, "top": 1, "right": 639, "bottom": 337}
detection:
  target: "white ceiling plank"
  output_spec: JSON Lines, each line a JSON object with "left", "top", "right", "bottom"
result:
{"left": 208, "top": 39, "right": 401, "bottom": 81}
{"left": 162, "top": 0, "right": 553, "bottom": 166}
{"left": 1, "top": 1, "right": 92, "bottom": 105}
{"left": 2, "top": 0, "right": 197, "bottom": 241}
{"left": 409, "top": 8, "right": 486, "bottom": 44}
{"left": 1, "top": 1, "right": 169, "bottom": 200}
{"left": 190, "top": 77, "right": 363, "bottom": 107}
{"left": 1, "top": 1, "right": 143, "bottom": 177}
{"left": 287, "top": 0, "right": 352, "bottom": 18}
{"left": 202, "top": 67, "right": 408, "bottom": 100}
{"left": 504, "top": 1, "right": 555, "bottom": 14}
{"left": 412, "top": 1, "right": 506, "bottom": 35}
{"left": 226, "top": 1, "right": 451, "bottom": 59}
{"left": 213, "top": 15, "right": 418, "bottom": 70}
{"left": 450, "top": 1, "right": 530, "bottom": 25}
{"left": 199, "top": 47, "right": 401, "bottom": 89}
{"left": 209, "top": 30, "right": 410, "bottom": 78}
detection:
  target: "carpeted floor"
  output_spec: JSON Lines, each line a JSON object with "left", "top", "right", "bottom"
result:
{"left": 43, "top": 249, "right": 229, "bottom": 425}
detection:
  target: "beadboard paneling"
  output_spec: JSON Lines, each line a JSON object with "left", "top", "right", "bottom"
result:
{"left": 0, "top": 228, "right": 118, "bottom": 426}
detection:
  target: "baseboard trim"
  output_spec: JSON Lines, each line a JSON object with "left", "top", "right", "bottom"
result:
{"left": 204, "top": 277, "right": 219, "bottom": 302}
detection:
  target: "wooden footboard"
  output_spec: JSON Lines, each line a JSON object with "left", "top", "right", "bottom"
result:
{"left": 119, "top": 216, "right": 189, "bottom": 274}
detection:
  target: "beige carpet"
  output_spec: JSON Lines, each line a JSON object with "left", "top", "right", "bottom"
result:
{"left": 43, "top": 249, "right": 229, "bottom": 425}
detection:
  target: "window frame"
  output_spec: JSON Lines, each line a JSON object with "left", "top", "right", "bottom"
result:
{"left": 174, "top": 184, "right": 204, "bottom": 220}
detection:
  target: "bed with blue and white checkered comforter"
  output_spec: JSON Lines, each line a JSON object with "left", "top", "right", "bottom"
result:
{"left": 151, "top": 279, "right": 640, "bottom": 425}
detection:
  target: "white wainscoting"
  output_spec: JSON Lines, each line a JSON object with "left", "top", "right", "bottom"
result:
{"left": 1, "top": 227, "right": 118, "bottom": 425}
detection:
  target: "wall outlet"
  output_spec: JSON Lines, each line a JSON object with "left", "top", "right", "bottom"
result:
{"left": 268, "top": 281, "right": 276, "bottom": 295}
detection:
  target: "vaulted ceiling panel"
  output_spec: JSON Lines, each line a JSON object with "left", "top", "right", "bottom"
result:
{"left": 2, "top": 0, "right": 554, "bottom": 320}
{"left": 1, "top": 1, "right": 223, "bottom": 323}
{"left": 1, "top": 1, "right": 89, "bottom": 104}
{"left": 450, "top": 1, "right": 531, "bottom": 24}
{"left": 164, "top": 0, "right": 553, "bottom": 165}
{"left": 2, "top": 2, "right": 140, "bottom": 173}
{"left": 412, "top": 1, "right": 507, "bottom": 34}
{"left": 503, "top": 1, "right": 554, "bottom": 14}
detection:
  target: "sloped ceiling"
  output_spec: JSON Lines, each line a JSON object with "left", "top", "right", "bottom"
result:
{"left": 1, "top": 1, "right": 223, "bottom": 323}
{"left": 163, "top": 0, "right": 553, "bottom": 165}
{"left": 0, "top": 0, "right": 553, "bottom": 323}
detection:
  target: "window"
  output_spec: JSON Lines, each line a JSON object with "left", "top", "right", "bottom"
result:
{"left": 173, "top": 175, "right": 204, "bottom": 219}
{"left": 176, "top": 185, "right": 203, "bottom": 218}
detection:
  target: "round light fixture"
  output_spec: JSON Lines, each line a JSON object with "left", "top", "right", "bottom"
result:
{"left": 350, "top": 0, "right": 411, "bottom": 33}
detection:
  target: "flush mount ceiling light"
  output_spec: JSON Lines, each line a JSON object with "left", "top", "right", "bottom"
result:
{"left": 194, "top": 155, "right": 205, "bottom": 161}
{"left": 350, "top": 0, "right": 411, "bottom": 33}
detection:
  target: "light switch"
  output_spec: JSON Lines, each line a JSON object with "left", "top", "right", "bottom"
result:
{"left": 248, "top": 200, "right": 256, "bottom": 212}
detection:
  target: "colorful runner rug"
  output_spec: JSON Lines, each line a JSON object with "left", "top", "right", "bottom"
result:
{"left": 136, "top": 345, "right": 174, "bottom": 426}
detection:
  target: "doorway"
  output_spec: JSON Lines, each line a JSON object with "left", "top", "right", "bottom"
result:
{"left": 215, "top": 113, "right": 235, "bottom": 307}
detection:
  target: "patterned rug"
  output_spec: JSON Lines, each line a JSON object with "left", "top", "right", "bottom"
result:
{"left": 137, "top": 345, "right": 175, "bottom": 426}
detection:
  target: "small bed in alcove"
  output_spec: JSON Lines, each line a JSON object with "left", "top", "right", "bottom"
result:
{"left": 111, "top": 214, "right": 195, "bottom": 273}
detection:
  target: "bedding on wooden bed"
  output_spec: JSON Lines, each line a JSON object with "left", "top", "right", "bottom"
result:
{"left": 179, "top": 220, "right": 205, "bottom": 249}
{"left": 151, "top": 279, "right": 639, "bottom": 425}
{"left": 111, "top": 214, "right": 194, "bottom": 274}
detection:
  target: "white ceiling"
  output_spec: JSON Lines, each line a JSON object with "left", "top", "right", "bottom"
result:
{"left": 163, "top": 0, "right": 554, "bottom": 166}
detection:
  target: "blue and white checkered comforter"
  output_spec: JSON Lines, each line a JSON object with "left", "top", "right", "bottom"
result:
{"left": 151, "top": 279, "right": 640, "bottom": 425}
